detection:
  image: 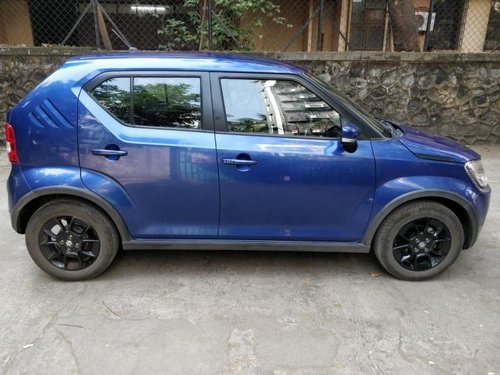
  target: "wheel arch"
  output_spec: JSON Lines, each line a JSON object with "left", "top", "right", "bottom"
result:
{"left": 363, "top": 190, "right": 478, "bottom": 250}
{"left": 12, "top": 187, "right": 131, "bottom": 242}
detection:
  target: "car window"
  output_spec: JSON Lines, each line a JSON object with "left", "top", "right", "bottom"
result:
{"left": 133, "top": 77, "right": 201, "bottom": 129}
{"left": 221, "top": 79, "right": 342, "bottom": 138}
{"left": 92, "top": 77, "right": 131, "bottom": 123}
{"left": 91, "top": 76, "right": 201, "bottom": 129}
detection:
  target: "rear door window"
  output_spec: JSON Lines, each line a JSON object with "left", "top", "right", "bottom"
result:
{"left": 91, "top": 76, "right": 202, "bottom": 130}
{"left": 133, "top": 77, "right": 201, "bottom": 129}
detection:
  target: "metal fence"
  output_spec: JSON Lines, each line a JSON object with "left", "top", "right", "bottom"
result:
{"left": 0, "top": 0, "right": 499, "bottom": 52}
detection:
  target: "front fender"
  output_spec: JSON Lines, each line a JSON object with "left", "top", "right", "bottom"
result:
{"left": 365, "top": 139, "right": 490, "bottom": 249}
{"left": 363, "top": 176, "right": 483, "bottom": 248}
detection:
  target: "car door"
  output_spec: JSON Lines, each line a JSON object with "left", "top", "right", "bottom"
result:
{"left": 211, "top": 73, "right": 376, "bottom": 242}
{"left": 78, "top": 72, "right": 219, "bottom": 239}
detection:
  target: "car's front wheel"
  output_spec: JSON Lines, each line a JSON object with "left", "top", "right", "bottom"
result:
{"left": 25, "top": 199, "right": 119, "bottom": 280}
{"left": 374, "top": 201, "right": 464, "bottom": 281}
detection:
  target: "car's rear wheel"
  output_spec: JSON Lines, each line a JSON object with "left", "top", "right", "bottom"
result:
{"left": 374, "top": 201, "right": 464, "bottom": 281}
{"left": 25, "top": 199, "right": 119, "bottom": 280}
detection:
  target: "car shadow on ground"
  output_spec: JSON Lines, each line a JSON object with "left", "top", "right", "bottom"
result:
{"left": 97, "top": 249, "right": 386, "bottom": 281}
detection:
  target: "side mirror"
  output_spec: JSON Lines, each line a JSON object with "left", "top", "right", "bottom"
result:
{"left": 341, "top": 122, "right": 361, "bottom": 153}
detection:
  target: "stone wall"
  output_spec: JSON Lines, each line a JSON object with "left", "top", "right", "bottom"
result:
{"left": 276, "top": 52, "right": 500, "bottom": 144}
{"left": 1, "top": 47, "right": 499, "bottom": 143}
{"left": 0, "top": 47, "right": 91, "bottom": 140}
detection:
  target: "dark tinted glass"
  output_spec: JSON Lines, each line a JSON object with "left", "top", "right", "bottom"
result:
{"left": 221, "top": 79, "right": 341, "bottom": 138}
{"left": 133, "top": 77, "right": 201, "bottom": 128}
{"left": 92, "top": 77, "right": 131, "bottom": 123}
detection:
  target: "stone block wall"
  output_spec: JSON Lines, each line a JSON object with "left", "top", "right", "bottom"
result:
{"left": 275, "top": 52, "right": 500, "bottom": 144}
{"left": 0, "top": 48, "right": 499, "bottom": 143}
{"left": 0, "top": 47, "right": 90, "bottom": 140}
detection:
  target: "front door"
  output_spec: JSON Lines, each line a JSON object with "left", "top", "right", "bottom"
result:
{"left": 212, "top": 74, "right": 375, "bottom": 242}
{"left": 78, "top": 72, "right": 219, "bottom": 238}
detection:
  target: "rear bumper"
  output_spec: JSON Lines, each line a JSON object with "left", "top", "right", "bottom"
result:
{"left": 7, "top": 165, "right": 32, "bottom": 232}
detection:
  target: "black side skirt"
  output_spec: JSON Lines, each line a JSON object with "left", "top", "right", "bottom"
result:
{"left": 122, "top": 239, "right": 370, "bottom": 253}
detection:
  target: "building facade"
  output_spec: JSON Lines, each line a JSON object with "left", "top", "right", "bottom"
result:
{"left": 0, "top": 0, "right": 498, "bottom": 52}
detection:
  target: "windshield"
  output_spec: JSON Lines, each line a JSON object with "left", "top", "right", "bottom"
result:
{"left": 307, "top": 73, "right": 391, "bottom": 137}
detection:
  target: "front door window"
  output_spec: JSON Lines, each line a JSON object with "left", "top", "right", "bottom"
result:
{"left": 221, "top": 79, "right": 342, "bottom": 138}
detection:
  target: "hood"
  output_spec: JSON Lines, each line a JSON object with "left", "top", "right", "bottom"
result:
{"left": 397, "top": 125, "right": 479, "bottom": 164}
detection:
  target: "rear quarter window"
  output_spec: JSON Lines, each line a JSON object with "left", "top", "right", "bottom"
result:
{"left": 91, "top": 77, "right": 131, "bottom": 123}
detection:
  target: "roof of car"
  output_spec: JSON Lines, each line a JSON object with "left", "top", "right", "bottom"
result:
{"left": 67, "top": 52, "right": 305, "bottom": 75}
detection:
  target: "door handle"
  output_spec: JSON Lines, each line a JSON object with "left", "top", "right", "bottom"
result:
{"left": 222, "top": 158, "right": 258, "bottom": 166}
{"left": 91, "top": 149, "right": 128, "bottom": 157}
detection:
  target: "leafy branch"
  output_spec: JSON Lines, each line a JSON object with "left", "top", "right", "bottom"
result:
{"left": 158, "top": 0, "right": 286, "bottom": 51}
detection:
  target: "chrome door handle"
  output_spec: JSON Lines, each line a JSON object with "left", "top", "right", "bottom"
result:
{"left": 222, "top": 158, "right": 258, "bottom": 166}
{"left": 91, "top": 149, "right": 128, "bottom": 157}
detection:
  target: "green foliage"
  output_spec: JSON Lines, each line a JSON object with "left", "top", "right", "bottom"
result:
{"left": 134, "top": 82, "right": 201, "bottom": 127}
{"left": 158, "top": 0, "right": 285, "bottom": 51}
{"left": 92, "top": 80, "right": 131, "bottom": 123}
{"left": 93, "top": 78, "right": 201, "bottom": 127}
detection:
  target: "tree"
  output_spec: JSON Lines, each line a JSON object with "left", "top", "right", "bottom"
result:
{"left": 158, "top": 0, "right": 285, "bottom": 51}
{"left": 388, "top": 0, "right": 420, "bottom": 51}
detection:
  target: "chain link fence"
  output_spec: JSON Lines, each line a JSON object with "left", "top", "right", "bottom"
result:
{"left": 0, "top": 0, "right": 499, "bottom": 52}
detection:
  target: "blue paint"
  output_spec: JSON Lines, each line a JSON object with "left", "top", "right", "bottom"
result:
{"left": 6, "top": 53, "right": 490, "bottom": 248}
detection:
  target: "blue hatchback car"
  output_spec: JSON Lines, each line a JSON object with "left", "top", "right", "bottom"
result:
{"left": 6, "top": 53, "right": 490, "bottom": 281}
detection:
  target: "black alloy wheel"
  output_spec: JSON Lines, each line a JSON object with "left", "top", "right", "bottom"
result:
{"left": 39, "top": 216, "right": 100, "bottom": 271}
{"left": 373, "top": 201, "right": 464, "bottom": 281}
{"left": 26, "top": 199, "right": 119, "bottom": 280}
{"left": 392, "top": 218, "right": 451, "bottom": 271}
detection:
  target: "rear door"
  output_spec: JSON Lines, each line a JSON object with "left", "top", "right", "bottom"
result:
{"left": 78, "top": 72, "right": 219, "bottom": 239}
{"left": 212, "top": 73, "right": 376, "bottom": 242}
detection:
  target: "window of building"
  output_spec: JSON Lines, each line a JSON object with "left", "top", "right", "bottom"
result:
{"left": 349, "top": 0, "right": 387, "bottom": 51}
{"left": 92, "top": 77, "right": 131, "bottom": 123}
{"left": 428, "top": 0, "right": 465, "bottom": 50}
{"left": 484, "top": 1, "right": 500, "bottom": 50}
{"left": 91, "top": 76, "right": 201, "bottom": 129}
{"left": 220, "top": 79, "right": 342, "bottom": 138}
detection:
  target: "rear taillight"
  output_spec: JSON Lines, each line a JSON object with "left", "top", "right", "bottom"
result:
{"left": 5, "top": 123, "right": 19, "bottom": 164}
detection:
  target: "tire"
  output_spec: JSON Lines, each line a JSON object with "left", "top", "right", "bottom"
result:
{"left": 25, "top": 199, "right": 119, "bottom": 281}
{"left": 374, "top": 201, "right": 464, "bottom": 281}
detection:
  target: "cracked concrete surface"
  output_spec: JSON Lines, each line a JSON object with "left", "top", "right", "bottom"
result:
{"left": 0, "top": 145, "right": 499, "bottom": 375}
